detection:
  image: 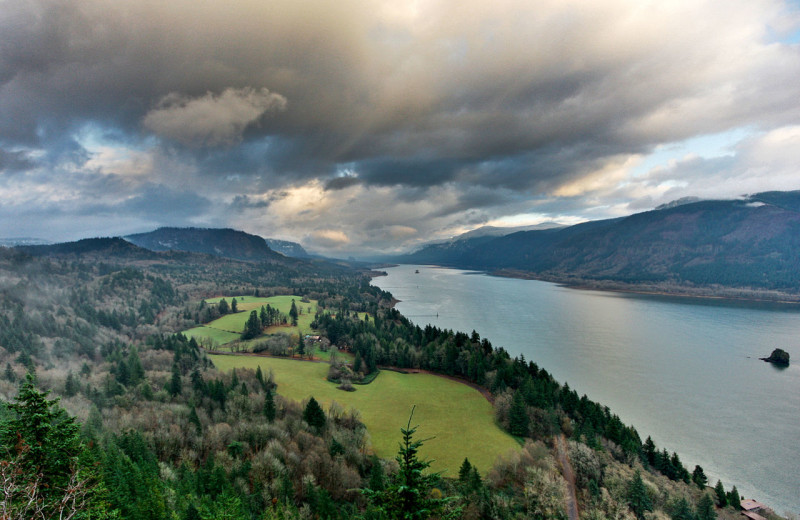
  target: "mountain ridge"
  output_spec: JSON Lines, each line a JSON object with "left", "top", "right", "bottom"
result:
{"left": 124, "top": 227, "right": 284, "bottom": 263}
{"left": 394, "top": 191, "right": 800, "bottom": 297}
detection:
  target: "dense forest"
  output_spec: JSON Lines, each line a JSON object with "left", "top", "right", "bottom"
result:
{"left": 0, "top": 242, "right": 774, "bottom": 519}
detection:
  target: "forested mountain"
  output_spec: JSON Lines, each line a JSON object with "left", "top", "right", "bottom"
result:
{"left": 125, "top": 227, "right": 285, "bottom": 263}
{"left": 398, "top": 191, "right": 800, "bottom": 296}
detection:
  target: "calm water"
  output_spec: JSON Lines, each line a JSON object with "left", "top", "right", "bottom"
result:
{"left": 372, "top": 265, "right": 800, "bottom": 514}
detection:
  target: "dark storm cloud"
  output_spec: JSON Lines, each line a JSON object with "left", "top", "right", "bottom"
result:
{"left": 324, "top": 176, "right": 362, "bottom": 191}
{"left": 229, "top": 195, "right": 272, "bottom": 211}
{"left": 1, "top": 0, "right": 800, "bottom": 253}
{"left": 0, "top": 148, "right": 35, "bottom": 172}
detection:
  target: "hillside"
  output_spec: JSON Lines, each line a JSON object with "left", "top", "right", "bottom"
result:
{"left": 398, "top": 191, "right": 800, "bottom": 295}
{"left": 125, "top": 227, "right": 284, "bottom": 263}
{"left": 265, "top": 238, "right": 311, "bottom": 258}
{"left": 0, "top": 232, "right": 781, "bottom": 519}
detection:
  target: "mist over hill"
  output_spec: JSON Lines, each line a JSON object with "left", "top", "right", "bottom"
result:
{"left": 265, "top": 238, "right": 311, "bottom": 258}
{"left": 0, "top": 237, "right": 52, "bottom": 247}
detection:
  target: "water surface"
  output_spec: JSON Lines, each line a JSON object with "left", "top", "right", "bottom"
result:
{"left": 372, "top": 265, "right": 800, "bottom": 514}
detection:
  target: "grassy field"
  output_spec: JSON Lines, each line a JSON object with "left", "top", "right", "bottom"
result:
{"left": 183, "top": 326, "right": 240, "bottom": 346}
{"left": 185, "top": 296, "right": 319, "bottom": 348}
{"left": 212, "top": 355, "right": 519, "bottom": 475}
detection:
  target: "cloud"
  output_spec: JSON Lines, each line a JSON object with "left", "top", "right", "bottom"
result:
{"left": 386, "top": 225, "right": 417, "bottom": 239}
{"left": 1, "top": 0, "right": 800, "bottom": 253}
{"left": 143, "top": 88, "right": 287, "bottom": 147}
{"left": 308, "top": 229, "right": 350, "bottom": 249}
{"left": 0, "top": 148, "right": 36, "bottom": 173}
{"left": 325, "top": 176, "right": 362, "bottom": 191}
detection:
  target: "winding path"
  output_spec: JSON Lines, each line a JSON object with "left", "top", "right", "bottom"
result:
{"left": 555, "top": 434, "right": 580, "bottom": 520}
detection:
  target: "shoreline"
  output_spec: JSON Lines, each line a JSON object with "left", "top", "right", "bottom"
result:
{"left": 489, "top": 269, "right": 800, "bottom": 305}
{"left": 376, "top": 263, "right": 800, "bottom": 305}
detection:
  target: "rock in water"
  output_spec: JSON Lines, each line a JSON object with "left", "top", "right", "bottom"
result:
{"left": 761, "top": 348, "right": 790, "bottom": 366}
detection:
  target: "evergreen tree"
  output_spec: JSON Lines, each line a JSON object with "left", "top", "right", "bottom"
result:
{"left": 191, "top": 368, "right": 205, "bottom": 394}
{"left": 289, "top": 299, "right": 299, "bottom": 326}
{"left": 255, "top": 365, "right": 265, "bottom": 390}
{"left": 1, "top": 373, "right": 80, "bottom": 492}
{"left": 363, "top": 407, "right": 448, "bottom": 519}
{"left": 643, "top": 436, "right": 656, "bottom": 466}
{"left": 696, "top": 493, "right": 717, "bottom": 520}
{"left": 368, "top": 455, "right": 386, "bottom": 492}
{"left": 468, "top": 466, "right": 482, "bottom": 493}
{"left": 260, "top": 305, "right": 268, "bottom": 327}
{"left": 128, "top": 347, "right": 145, "bottom": 386}
{"left": 230, "top": 368, "right": 239, "bottom": 390}
{"left": 16, "top": 350, "right": 34, "bottom": 372}
{"left": 3, "top": 362, "right": 15, "bottom": 381}
{"left": 169, "top": 364, "right": 182, "bottom": 396}
{"left": 231, "top": 297, "right": 238, "bottom": 313}
{"left": 297, "top": 334, "right": 305, "bottom": 357}
{"left": 509, "top": 389, "right": 529, "bottom": 436}
{"left": 241, "top": 310, "right": 262, "bottom": 340}
{"left": 64, "top": 370, "right": 79, "bottom": 397}
{"left": 0, "top": 373, "right": 113, "bottom": 518}
{"left": 670, "top": 497, "right": 696, "bottom": 520}
{"left": 189, "top": 407, "right": 202, "bottom": 433}
{"left": 714, "top": 481, "right": 727, "bottom": 507}
{"left": 303, "top": 396, "right": 326, "bottom": 431}
{"left": 218, "top": 298, "right": 229, "bottom": 314}
{"left": 727, "top": 486, "right": 741, "bottom": 510}
{"left": 115, "top": 357, "right": 131, "bottom": 386}
{"left": 458, "top": 458, "right": 473, "bottom": 484}
{"left": 692, "top": 465, "right": 708, "bottom": 489}
{"left": 626, "top": 470, "right": 653, "bottom": 520}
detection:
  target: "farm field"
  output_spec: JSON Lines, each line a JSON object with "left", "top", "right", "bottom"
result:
{"left": 212, "top": 354, "right": 519, "bottom": 476}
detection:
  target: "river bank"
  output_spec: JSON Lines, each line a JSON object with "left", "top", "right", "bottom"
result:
{"left": 490, "top": 268, "right": 800, "bottom": 304}
{"left": 372, "top": 265, "right": 800, "bottom": 514}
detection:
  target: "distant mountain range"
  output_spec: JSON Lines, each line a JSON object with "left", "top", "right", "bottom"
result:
{"left": 395, "top": 191, "right": 800, "bottom": 295}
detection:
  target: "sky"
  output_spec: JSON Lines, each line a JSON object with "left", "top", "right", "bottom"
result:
{"left": 1, "top": 0, "right": 800, "bottom": 257}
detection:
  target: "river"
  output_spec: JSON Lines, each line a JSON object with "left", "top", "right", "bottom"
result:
{"left": 371, "top": 265, "right": 800, "bottom": 514}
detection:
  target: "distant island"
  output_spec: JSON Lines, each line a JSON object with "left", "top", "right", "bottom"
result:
{"left": 761, "top": 348, "right": 790, "bottom": 366}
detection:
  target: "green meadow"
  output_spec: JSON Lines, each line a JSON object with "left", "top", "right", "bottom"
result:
{"left": 185, "top": 295, "right": 319, "bottom": 348}
{"left": 212, "top": 355, "right": 519, "bottom": 476}
{"left": 183, "top": 326, "right": 240, "bottom": 346}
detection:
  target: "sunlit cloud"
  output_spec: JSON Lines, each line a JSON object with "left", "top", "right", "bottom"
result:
{"left": 143, "top": 88, "right": 287, "bottom": 147}
{"left": 308, "top": 229, "right": 350, "bottom": 249}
